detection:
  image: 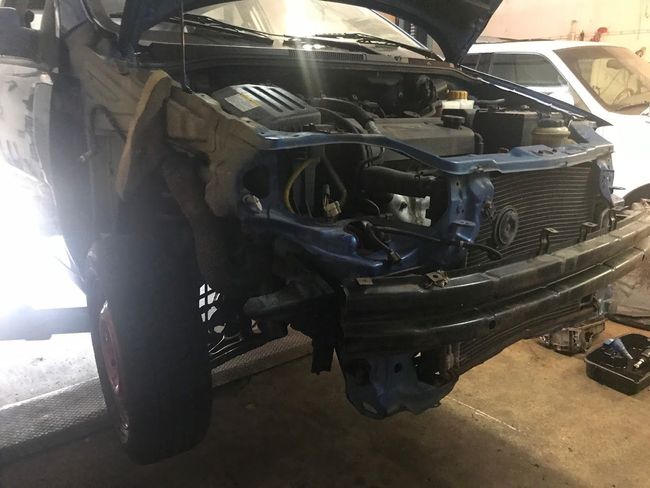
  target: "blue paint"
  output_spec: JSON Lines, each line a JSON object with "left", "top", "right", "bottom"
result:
{"left": 253, "top": 121, "right": 612, "bottom": 175}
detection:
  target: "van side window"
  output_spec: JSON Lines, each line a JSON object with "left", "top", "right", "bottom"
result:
{"left": 463, "top": 54, "right": 480, "bottom": 69}
{"left": 477, "top": 53, "right": 492, "bottom": 72}
{"left": 463, "top": 53, "right": 492, "bottom": 72}
{"left": 491, "top": 53, "right": 566, "bottom": 87}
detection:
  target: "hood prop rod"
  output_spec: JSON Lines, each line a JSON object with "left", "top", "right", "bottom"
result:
{"left": 180, "top": 0, "right": 191, "bottom": 93}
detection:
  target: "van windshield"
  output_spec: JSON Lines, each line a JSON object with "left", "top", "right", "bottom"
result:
{"left": 556, "top": 45, "right": 650, "bottom": 114}
{"left": 99, "top": 0, "right": 420, "bottom": 47}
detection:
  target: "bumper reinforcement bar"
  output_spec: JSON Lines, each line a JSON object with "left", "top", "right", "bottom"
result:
{"left": 342, "top": 206, "right": 650, "bottom": 353}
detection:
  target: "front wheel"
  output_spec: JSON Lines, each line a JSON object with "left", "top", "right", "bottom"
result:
{"left": 87, "top": 236, "right": 212, "bottom": 464}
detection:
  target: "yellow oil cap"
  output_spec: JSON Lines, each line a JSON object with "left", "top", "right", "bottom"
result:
{"left": 447, "top": 90, "right": 468, "bottom": 101}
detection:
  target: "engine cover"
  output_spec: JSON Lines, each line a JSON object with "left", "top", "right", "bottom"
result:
{"left": 212, "top": 84, "right": 321, "bottom": 131}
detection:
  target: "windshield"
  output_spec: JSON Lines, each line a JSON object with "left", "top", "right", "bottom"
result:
{"left": 556, "top": 45, "right": 650, "bottom": 114}
{"left": 100, "top": 0, "right": 420, "bottom": 47}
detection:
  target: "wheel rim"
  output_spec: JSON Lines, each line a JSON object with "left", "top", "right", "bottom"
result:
{"left": 98, "top": 302, "right": 129, "bottom": 430}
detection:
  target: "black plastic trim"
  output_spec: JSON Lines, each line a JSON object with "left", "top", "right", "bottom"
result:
{"left": 342, "top": 207, "right": 650, "bottom": 353}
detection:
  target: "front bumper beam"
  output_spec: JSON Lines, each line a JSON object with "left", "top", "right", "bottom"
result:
{"left": 341, "top": 206, "right": 650, "bottom": 357}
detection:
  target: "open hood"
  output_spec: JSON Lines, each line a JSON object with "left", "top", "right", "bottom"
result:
{"left": 117, "top": 0, "right": 502, "bottom": 64}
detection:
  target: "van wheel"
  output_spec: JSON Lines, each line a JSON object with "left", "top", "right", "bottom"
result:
{"left": 87, "top": 236, "right": 211, "bottom": 464}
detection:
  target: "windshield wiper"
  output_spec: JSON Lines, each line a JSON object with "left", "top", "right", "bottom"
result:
{"left": 312, "top": 32, "right": 441, "bottom": 60}
{"left": 167, "top": 14, "right": 273, "bottom": 44}
{"left": 283, "top": 36, "right": 383, "bottom": 55}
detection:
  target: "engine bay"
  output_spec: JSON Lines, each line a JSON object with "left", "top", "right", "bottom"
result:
{"left": 193, "top": 67, "right": 588, "bottom": 281}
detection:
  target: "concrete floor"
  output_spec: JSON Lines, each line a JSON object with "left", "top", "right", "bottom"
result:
{"left": 0, "top": 333, "right": 96, "bottom": 407}
{"left": 1, "top": 322, "right": 649, "bottom": 488}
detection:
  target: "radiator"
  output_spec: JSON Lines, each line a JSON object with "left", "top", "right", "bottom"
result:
{"left": 467, "top": 163, "right": 600, "bottom": 267}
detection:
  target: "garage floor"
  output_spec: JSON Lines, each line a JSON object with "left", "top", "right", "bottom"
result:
{"left": 1, "top": 322, "right": 649, "bottom": 488}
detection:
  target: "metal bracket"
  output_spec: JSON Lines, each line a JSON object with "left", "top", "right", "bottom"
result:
{"left": 537, "top": 227, "right": 559, "bottom": 255}
{"left": 423, "top": 271, "right": 449, "bottom": 289}
{"left": 608, "top": 208, "right": 618, "bottom": 231}
{"left": 578, "top": 222, "right": 598, "bottom": 243}
{"left": 340, "top": 352, "right": 457, "bottom": 419}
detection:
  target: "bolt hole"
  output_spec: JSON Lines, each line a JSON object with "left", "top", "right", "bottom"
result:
{"left": 394, "top": 363, "right": 403, "bottom": 373}
{"left": 488, "top": 320, "right": 496, "bottom": 330}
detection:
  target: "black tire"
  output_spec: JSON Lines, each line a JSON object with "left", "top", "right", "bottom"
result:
{"left": 87, "top": 236, "right": 212, "bottom": 464}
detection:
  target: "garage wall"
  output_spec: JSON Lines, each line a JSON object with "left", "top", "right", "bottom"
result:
{"left": 484, "top": 0, "right": 650, "bottom": 53}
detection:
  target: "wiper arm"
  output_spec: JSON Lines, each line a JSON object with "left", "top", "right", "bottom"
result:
{"left": 313, "top": 32, "right": 441, "bottom": 60}
{"left": 283, "top": 36, "right": 381, "bottom": 55}
{"left": 181, "top": 13, "right": 271, "bottom": 37}
{"left": 167, "top": 14, "right": 273, "bottom": 44}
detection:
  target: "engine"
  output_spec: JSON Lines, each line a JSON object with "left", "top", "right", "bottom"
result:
{"left": 212, "top": 83, "right": 482, "bottom": 223}
{"left": 208, "top": 80, "right": 583, "bottom": 276}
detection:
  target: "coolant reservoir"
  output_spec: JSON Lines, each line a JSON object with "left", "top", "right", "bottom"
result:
{"left": 441, "top": 90, "right": 475, "bottom": 110}
{"left": 532, "top": 118, "right": 571, "bottom": 147}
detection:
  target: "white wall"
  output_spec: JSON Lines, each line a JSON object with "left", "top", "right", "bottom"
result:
{"left": 484, "top": 0, "right": 650, "bottom": 52}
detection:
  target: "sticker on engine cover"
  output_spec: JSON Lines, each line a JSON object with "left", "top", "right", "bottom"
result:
{"left": 225, "top": 93, "right": 261, "bottom": 112}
